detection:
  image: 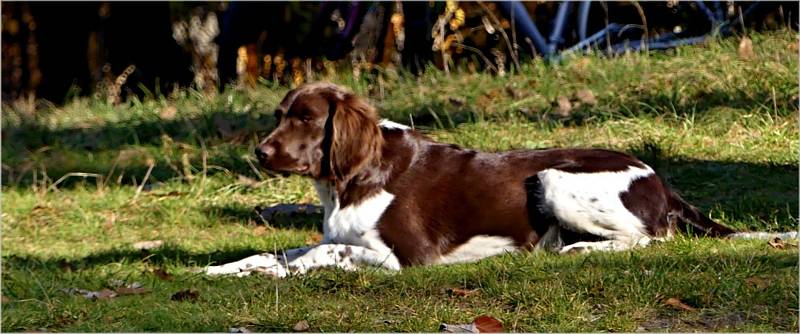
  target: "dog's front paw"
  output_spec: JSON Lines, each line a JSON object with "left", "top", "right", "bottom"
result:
{"left": 204, "top": 253, "right": 284, "bottom": 276}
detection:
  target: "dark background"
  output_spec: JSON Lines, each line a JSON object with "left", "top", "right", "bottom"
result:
{"left": 2, "top": 1, "right": 796, "bottom": 104}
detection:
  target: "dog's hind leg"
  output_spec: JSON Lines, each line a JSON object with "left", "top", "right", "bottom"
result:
{"left": 534, "top": 167, "right": 661, "bottom": 254}
{"left": 559, "top": 237, "right": 652, "bottom": 254}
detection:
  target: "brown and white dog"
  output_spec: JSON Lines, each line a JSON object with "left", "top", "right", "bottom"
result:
{"left": 206, "top": 82, "right": 796, "bottom": 277}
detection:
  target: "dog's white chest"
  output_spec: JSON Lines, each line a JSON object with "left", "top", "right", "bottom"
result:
{"left": 313, "top": 181, "right": 394, "bottom": 252}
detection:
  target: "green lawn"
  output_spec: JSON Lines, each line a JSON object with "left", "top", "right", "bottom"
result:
{"left": 2, "top": 30, "right": 798, "bottom": 332}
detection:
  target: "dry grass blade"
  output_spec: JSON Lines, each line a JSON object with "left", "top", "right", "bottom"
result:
{"left": 132, "top": 240, "right": 164, "bottom": 251}
{"left": 46, "top": 172, "right": 103, "bottom": 192}
{"left": 133, "top": 160, "right": 156, "bottom": 201}
{"left": 160, "top": 105, "right": 178, "bottom": 120}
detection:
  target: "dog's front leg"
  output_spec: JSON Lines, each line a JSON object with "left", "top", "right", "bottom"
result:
{"left": 282, "top": 244, "right": 401, "bottom": 276}
{"left": 205, "top": 244, "right": 400, "bottom": 277}
{"left": 205, "top": 247, "right": 312, "bottom": 277}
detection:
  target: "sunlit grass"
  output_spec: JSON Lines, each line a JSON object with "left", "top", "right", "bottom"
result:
{"left": 1, "top": 30, "right": 797, "bottom": 332}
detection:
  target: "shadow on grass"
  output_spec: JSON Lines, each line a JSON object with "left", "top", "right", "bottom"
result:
{"left": 3, "top": 239, "right": 796, "bottom": 278}
{"left": 2, "top": 111, "right": 277, "bottom": 154}
{"left": 3, "top": 81, "right": 795, "bottom": 188}
{"left": 202, "top": 203, "right": 323, "bottom": 231}
{"left": 2, "top": 244, "right": 267, "bottom": 272}
{"left": 4, "top": 84, "right": 791, "bottom": 156}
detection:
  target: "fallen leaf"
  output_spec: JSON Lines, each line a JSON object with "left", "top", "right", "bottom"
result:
{"left": 745, "top": 276, "right": 770, "bottom": 290}
{"left": 448, "top": 97, "right": 465, "bottom": 107}
{"left": 738, "top": 36, "right": 754, "bottom": 60}
{"left": 664, "top": 297, "right": 696, "bottom": 311}
{"left": 555, "top": 95, "right": 572, "bottom": 117}
{"left": 768, "top": 237, "right": 785, "bottom": 249}
{"left": 30, "top": 204, "right": 49, "bottom": 214}
{"left": 292, "top": 320, "right": 310, "bottom": 332}
{"left": 115, "top": 287, "right": 151, "bottom": 296}
{"left": 2, "top": 295, "right": 10, "bottom": 304}
{"left": 171, "top": 289, "right": 199, "bottom": 302}
{"left": 305, "top": 232, "right": 323, "bottom": 245}
{"left": 473, "top": 315, "right": 504, "bottom": 333}
{"left": 505, "top": 86, "right": 522, "bottom": 99}
{"left": 447, "top": 287, "right": 480, "bottom": 297}
{"left": 133, "top": 240, "right": 164, "bottom": 251}
{"left": 440, "top": 315, "right": 503, "bottom": 333}
{"left": 249, "top": 226, "right": 268, "bottom": 237}
{"left": 575, "top": 89, "right": 597, "bottom": 105}
{"left": 160, "top": 105, "right": 178, "bottom": 120}
{"left": 153, "top": 267, "right": 174, "bottom": 281}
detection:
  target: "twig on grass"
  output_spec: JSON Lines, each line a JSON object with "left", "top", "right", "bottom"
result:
{"left": 46, "top": 172, "right": 103, "bottom": 193}
{"left": 133, "top": 161, "right": 155, "bottom": 202}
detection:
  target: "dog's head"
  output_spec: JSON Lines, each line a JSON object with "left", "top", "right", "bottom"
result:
{"left": 255, "top": 83, "right": 383, "bottom": 183}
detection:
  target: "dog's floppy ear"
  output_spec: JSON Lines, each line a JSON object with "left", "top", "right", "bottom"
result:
{"left": 327, "top": 90, "right": 383, "bottom": 184}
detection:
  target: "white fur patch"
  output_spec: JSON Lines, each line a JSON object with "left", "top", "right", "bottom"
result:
{"left": 538, "top": 165, "right": 654, "bottom": 242}
{"left": 437, "top": 235, "right": 518, "bottom": 264}
{"left": 379, "top": 119, "right": 410, "bottom": 130}
{"left": 313, "top": 181, "right": 399, "bottom": 264}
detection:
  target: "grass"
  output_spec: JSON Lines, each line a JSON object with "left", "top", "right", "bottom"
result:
{"left": 2, "top": 30, "right": 798, "bottom": 332}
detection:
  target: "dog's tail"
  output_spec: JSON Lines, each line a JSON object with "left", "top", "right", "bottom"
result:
{"left": 668, "top": 192, "right": 797, "bottom": 240}
{"left": 668, "top": 192, "right": 736, "bottom": 237}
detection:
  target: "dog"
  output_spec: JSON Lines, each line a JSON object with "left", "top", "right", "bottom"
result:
{"left": 206, "top": 82, "right": 796, "bottom": 277}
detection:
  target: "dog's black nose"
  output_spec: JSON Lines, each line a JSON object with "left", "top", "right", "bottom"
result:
{"left": 255, "top": 145, "right": 274, "bottom": 161}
